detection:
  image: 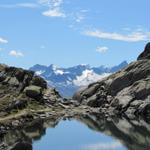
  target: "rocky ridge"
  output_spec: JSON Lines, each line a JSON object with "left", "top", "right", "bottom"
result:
{"left": 73, "top": 43, "right": 150, "bottom": 120}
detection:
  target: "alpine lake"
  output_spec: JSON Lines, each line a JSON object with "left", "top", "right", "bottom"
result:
{"left": 2, "top": 112, "right": 150, "bottom": 150}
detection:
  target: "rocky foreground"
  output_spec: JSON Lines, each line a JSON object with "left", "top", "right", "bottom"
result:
{"left": 0, "top": 63, "right": 94, "bottom": 149}
{"left": 74, "top": 43, "right": 150, "bottom": 120}
{"left": 1, "top": 113, "right": 150, "bottom": 150}
{"left": 0, "top": 65, "right": 66, "bottom": 132}
{"left": 0, "top": 64, "right": 65, "bottom": 114}
{"left": 0, "top": 43, "right": 150, "bottom": 149}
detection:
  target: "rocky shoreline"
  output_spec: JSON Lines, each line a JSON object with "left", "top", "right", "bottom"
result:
{"left": 0, "top": 43, "right": 149, "bottom": 149}
{"left": 1, "top": 111, "right": 150, "bottom": 150}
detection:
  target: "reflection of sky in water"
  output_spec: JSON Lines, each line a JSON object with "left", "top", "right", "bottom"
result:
{"left": 33, "top": 120, "right": 126, "bottom": 150}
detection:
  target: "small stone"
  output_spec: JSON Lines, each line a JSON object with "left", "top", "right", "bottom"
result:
{"left": 12, "top": 120, "right": 20, "bottom": 127}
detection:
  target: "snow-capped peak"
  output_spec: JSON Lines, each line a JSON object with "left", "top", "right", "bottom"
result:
{"left": 50, "top": 64, "right": 57, "bottom": 71}
{"left": 29, "top": 61, "right": 128, "bottom": 97}
{"left": 54, "top": 69, "right": 64, "bottom": 75}
{"left": 35, "top": 70, "right": 45, "bottom": 75}
{"left": 73, "top": 69, "right": 110, "bottom": 87}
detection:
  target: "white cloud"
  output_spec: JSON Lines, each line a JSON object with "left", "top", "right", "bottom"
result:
{"left": 42, "top": 8, "right": 65, "bottom": 17}
{"left": 17, "top": 3, "right": 39, "bottom": 8}
{"left": 73, "top": 10, "right": 88, "bottom": 23}
{"left": 40, "top": 0, "right": 65, "bottom": 18}
{"left": 0, "top": 37, "right": 8, "bottom": 44}
{"left": 84, "top": 29, "right": 150, "bottom": 42}
{"left": 75, "top": 14, "right": 85, "bottom": 23}
{"left": 84, "top": 141, "right": 124, "bottom": 150}
{"left": 96, "top": 46, "right": 108, "bottom": 53}
{"left": 0, "top": 3, "right": 39, "bottom": 9}
{"left": 38, "top": 0, "right": 51, "bottom": 7}
{"left": 52, "top": 0, "right": 63, "bottom": 7}
{"left": 38, "top": 0, "right": 63, "bottom": 7}
{"left": 9, "top": 50, "right": 24, "bottom": 57}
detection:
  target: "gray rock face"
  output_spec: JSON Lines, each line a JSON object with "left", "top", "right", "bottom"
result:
{"left": 73, "top": 43, "right": 150, "bottom": 119}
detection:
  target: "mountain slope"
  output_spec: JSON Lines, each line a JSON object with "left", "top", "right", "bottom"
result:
{"left": 29, "top": 61, "right": 128, "bottom": 97}
{"left": 73, "top": 43, "right": 150, "bottom": 120}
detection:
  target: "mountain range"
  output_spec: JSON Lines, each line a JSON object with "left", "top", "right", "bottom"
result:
{"left": 29, "top": 61, "right": 128, "bottom": 97}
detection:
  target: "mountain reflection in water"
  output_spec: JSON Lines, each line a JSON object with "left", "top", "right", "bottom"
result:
{"left": 1, "top": 113, "right": 150, "bottom": 150}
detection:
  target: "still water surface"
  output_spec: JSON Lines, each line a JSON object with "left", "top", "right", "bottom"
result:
{"left": 33, "top": 120, "right": 126, "bottom": 150}
{"left": 2, "top": 114, "right": 150, "bottom": 150}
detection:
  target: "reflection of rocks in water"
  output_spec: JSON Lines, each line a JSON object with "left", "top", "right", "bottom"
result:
{"left": 77, "top": 113, "right": 150, "bottom": 150}
{"left": 0, "top": 117, "right": 60, "bottom": 150}
{"left": 0, "top": 141, "right": 32, "bottom": 150}
{"left": 1, "top": 113, "right": 150, "bottom": 150}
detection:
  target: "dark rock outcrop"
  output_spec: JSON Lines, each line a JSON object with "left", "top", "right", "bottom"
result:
{"left": 74, "top": 43, "right": 150, "bottom": 119}
{"left": 0, "top": 65, "right": 61, "bottom": 115}
{"left": 138, "top": 42, "right": 150, "bottom": 60}
{"left": 10, "top": 142, "right": 32, "bottom": 150}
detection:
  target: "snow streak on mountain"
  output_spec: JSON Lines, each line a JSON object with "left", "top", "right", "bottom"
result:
{"left": 30, "top": 61, "right": 128, "bottom": 97}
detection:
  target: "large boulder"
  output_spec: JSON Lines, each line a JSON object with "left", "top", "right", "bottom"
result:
{"left": 24, "top": 85, "right": 42, "bottom": 99}
{"left": 8, "top": 77, "right": 20, "bottom": 87}
{"left": 31, "top": 76, "right": 47, "bottom": 88}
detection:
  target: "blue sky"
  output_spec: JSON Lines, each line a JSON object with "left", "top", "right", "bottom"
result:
{"left": 0, "top": 0, "right": 149, "bottom": 69}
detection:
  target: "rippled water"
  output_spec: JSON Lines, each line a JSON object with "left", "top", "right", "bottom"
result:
{"left": 33, "top": 120, "right": 126, "bottom": 150}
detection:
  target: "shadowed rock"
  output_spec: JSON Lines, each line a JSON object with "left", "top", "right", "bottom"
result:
{"left": 24, "top": 85, "right": 42, "bottom": 99}
{"left": 10, "top": 142, "right": 32, "bottom": 150}
{"left": 138, "top": 42, "right": 150, "bottom": 60}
